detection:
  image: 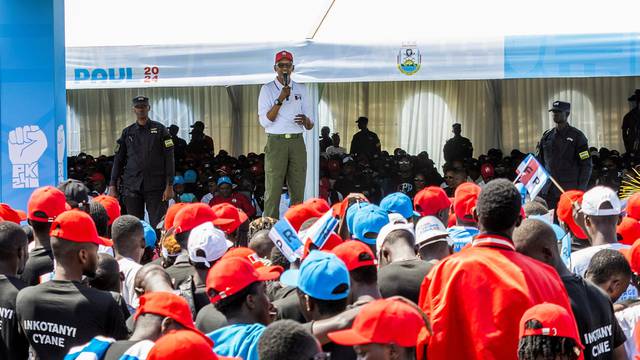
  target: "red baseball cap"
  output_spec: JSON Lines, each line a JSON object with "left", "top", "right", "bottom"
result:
{"left": 0, "top": 203, "right": 27, "bottom": 224}
{"left": 92, "top": 195, "right": 121, "bottom": 226}
{"left": 275, "top": 50, "right": 293, "bottom": 63}
{"left": 331, "top": 240, "right": 377, "bottom": 271}
{"left": 134, "top": 292, "right": 197, "bottom": 332}
{"left": 223, "top": 247, "right": 284, "bottom": 274}
{"left": 328, "top": 298, "right": 427, "bottom": 347}
{"left": 617, "top": 217, "right": 640, "bottom": 246}
{"left": 164, "top": 203, "right": 190, "bottom": 230}
{"left": 519, "top": 303, "right": 584, "bottom": 351}
{"left": 174, "top": 204, "right": 232, "bottom": 234}
{"left": 627, "top": 193, "right": 640, "bottom": 220}
{"left": 206, "top": 256, "right": 280, "bottom": 304}
{"left": 285, "top": 203, "right": 323, "bottom": 232}
{"left": 50, "top": 209, "right": 113, "bottom": 246}
{"left": 210, "top": 203, "right": 248, "bottom": 234}
{"left": 556, "top": 190, "right": 587, "bottom": 240}
{"left": 414, "top": 187, "right": 451, "bottom": 217}
{"left": 147, "top": 330, "right": 220, "bottom": 360}
{"left": 453, "top": 182, "right": 481, "bottom": 222}
{"left": 27, "top": 186, "right": 70, "bottom": 222}
{"left": 304, "top": 197, "right": 331, "bottom": 215}
{"left": 625, "top": 240, "right": 640, "bottom": 274}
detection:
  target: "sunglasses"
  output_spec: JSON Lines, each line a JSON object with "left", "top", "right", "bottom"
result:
{"left": 276, "top": 63, "right": 293, "bottom": 68}
{"left": 414, "top": 178, "right": 426, "bottom": 182}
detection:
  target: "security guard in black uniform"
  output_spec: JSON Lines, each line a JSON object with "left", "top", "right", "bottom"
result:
{"left": 350, "top": 116, "right": 381, "bottom": 159}
{"left": 443, "top": 123, "right": 473, "bottom": 163}
{"left": 109, "top": 96, "right": 175, "bottom": 227}
{"left": 537, "top": 101, "right": 592, "bottom": 209}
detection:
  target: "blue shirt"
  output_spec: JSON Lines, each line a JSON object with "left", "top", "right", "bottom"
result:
{"left": 208, "top": 323, "right": 266, "bottom": 360}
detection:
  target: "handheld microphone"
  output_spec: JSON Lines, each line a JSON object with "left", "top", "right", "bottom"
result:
{"left": 283, "top": 72, "right": 290, "bottom": 101}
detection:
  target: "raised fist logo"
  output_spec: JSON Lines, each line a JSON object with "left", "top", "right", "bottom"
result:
{"left": 9, "top": 125, "right": 48, "bottom": 188}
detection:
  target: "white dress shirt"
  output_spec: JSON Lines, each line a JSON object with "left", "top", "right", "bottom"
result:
{"left": 258, "top": 78, "right": 313, "bottom": 134}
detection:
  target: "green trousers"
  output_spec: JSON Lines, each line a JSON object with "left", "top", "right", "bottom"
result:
{"left": 263, "top": 134, "right": 307, "bottom": 219}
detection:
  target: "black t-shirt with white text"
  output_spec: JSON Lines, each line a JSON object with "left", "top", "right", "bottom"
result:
{"left": 0, "top": 275, "right": 28, "bottom": 360}
{"left": 562, "top": 274, "right": 626, "bottom": 359}
{"left": 20, "top": 247, "right": 54, "bottom": 286}
{"left": 16, "top": 280, "right": 128, "bottom": 360}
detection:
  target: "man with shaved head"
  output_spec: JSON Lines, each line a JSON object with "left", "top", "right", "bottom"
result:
{"left": 249, "top": 230, "right": 275, "bottom": 259}
{"left": 514, "top": 218, "right": 627, "bottom": 360}
{"left": 0, "top": 221, "right": 29, "bottom": 359}
{"left": 133, "top": 263, "right": 174, "bottom": 297}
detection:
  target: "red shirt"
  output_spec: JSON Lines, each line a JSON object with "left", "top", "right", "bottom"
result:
{"left": 417, "top": 234, "right": 579, "bottom": 360}
{"left": 209, "top": 192, "right": 256, "bottom": 217}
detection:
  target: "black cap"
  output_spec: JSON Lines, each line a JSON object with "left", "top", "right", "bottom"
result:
{"left": 169, "top": 124, "right": 179, "bottom": 131}
{"left": 132, "top": 96, "right": 149, "bottom": 105}
{"left": 57, "top": 179, "right": 89, "bottom": 209}
{"left": 356, "top": 116, "right": 368, "bottom": 123}
{"left": 628, "top": 89, "right": 640, "bottom": 102}
{"left": 452, "top": 123, "right": 461, "bottom": 129}
{"left": 549, "top": 101, "right": 571, "bottom": 113}
{"left": 190, "top": 121, "right": 205, "bottom": 129}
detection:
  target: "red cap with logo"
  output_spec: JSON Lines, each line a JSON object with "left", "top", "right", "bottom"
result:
{"left": 453, "top": 182, "right": 481, "bottom": 223}
{"left": 275, "top": 50, "right": 293, "bottom": 63}
{"left": 211, "top": 203, "right": 248, "bottom": 234}
{"left": 134, "top": 292, "right": 197, "bottom": 332}
{"left": 617, "top": 217, "right": 640, "bottom": 246}
{"left": 556, "top": 190, "right": 587, "bottom": 239}
{"left": 331, "top": 240, "right": 377, "bottom": 271}
{"left": 328, "top": 298, "right": 428, "bottom": 347}
{"left": 164, "top": 203, "right": 190, "bottom": 230}
{"left": 174, "top": 203, "right": 232, "bottom": 234}
{"left": 627, "top": 193, "right": 640, "bottom": 221}
{"left": 92, "top": 195, "right": 121, "bottom": 225}
{"left": 0, "top": 204, "right": 27, "bottom": 224}
{"left": 624, "top": 240, "right": 640, "bottom": 274}
{"left": 147, "top": 330, "right": 223, "bottom": 360}
{"left": 206, "top": 256, "right": 280, "bottom": 304}
{"left": 50, "top": 209, "right": 113, "bottom": 246}
{"left": 519, "top": 303, "right": 584, "bottom": 350}
{"left": 27, "top": 186, "right": 69, "bottom": 222}
{"left": 414, "top": 187, "right": 451, "bottom": 217}
{"left": 285, "top": 203, "right": 323, "bottom": 232}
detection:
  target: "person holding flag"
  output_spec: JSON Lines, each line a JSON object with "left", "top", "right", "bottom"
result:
{"left": 537, "top": 101, "right": 592, "bottom": 209}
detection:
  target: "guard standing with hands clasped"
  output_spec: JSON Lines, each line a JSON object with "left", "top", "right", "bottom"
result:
{"left": 537, "top": 101, "right": 592, "bottom": 210}
{"left": 109, "top": 96, "right": 175, "bottom": 228}
{"left": 258, "top": 50, "right": 314, "bottom": 219}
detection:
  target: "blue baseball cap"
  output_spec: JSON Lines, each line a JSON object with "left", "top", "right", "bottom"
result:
{"left": 179, "top": 193, "right": 196, "bottom": 203}
{"left": 353, "top": 205, "right": 390, "bottom": 245}
{"left": 183, "top": 169, "right": 198, "bottom": 184}
{"left": 173, "top": 175, "right": 185, "bottom": 185}
{"left": 217, "top": 176, "right": 233, "bottom": 186}
{"left": 280, "top": 250, "right": 350, "bottom": 301}
{"left": 346, "top": 202, "right": 373, "bottom": 235}
{"left": 140, "top": 220, "right": 157, "bottom": 248}
{"left": 380, "top": 192, "right": 420, "bottom": 219}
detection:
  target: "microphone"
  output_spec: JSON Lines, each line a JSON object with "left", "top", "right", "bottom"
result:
{"left": 283, "top": 72, "right": 290, "bottom": 101}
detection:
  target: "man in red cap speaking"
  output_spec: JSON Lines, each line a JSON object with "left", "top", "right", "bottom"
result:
{"left": 258, "top": 50, "right": 314, "bottom": 219}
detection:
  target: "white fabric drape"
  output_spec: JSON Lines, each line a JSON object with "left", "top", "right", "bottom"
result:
{"left": 318, "top": 80, "right": 498, "bottom": 170}
{"left": 68, "top": 77, "right": 639, "bottom": 171}
{"left": 501, "top": 77, "right": 640, "bottom": 154}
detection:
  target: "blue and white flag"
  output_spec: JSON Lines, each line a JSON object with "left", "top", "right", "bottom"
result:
{"left": 302, "top": 209, "right": 339, "bottom": 249}
{"left": 269, "top": 218, "right": 304, "bottom": 262}
{"left": 516, "top": 154, "right": 550, "bottom": 200}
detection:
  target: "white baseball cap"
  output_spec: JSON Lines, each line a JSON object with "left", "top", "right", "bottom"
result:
{"left": 375, "top": 222, "right": 415, "bottom": 256}
{"left": 581, "top": 186, "right": 622, "bottom": 216}
{"left": 188, "top": 222, "right": 232, "bottom": 267}
{"left": 415, "top": 216, "right": 449, "bottom": 246}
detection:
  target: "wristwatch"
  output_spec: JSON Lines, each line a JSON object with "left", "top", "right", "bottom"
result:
{"left": 274, "top": 99, "right": 283, "bottom": 106}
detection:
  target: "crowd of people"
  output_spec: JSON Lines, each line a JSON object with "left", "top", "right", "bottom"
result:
{"left": 0, "top": 88, "right": 638, "bottom": 359}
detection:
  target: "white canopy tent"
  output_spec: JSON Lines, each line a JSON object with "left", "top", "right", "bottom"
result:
{"left": 64, "top": 0, "right": 640, "bottom": 198}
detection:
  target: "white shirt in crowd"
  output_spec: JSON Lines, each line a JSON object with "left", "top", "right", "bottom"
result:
{"left": 258, "top": 78, "right": 313, "bottom": 134}
{"left": 118, "top": 256, "right": 143, "bottom": 313}
{"left": 615, "top": 304, "right": 640, "bottom": 358}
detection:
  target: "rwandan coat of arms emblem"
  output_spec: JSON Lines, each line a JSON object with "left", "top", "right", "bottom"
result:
{"left": 397, "top": 45, "right": 422, "bottom": 75}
